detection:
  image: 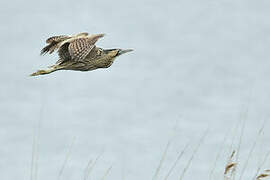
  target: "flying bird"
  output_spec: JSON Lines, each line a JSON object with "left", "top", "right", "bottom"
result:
{"left": 30, "top": 32, "right": 133, "bottom": 76}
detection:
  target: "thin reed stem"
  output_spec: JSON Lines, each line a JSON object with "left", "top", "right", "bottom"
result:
{"left": 239, "top": 120, "right": 266, "bottom": 180}
{"left": 58, "top": 136, "right": 76, "bottom": 180}
{"left": 85, "top": 151, "right": 104, "bottom": 180}
{"left": 179, "top": 129, "right": 208, "bottom": 180}
{"left": 210, "top": 127, "right": 231, "bottom": 180}
{"left": 101, "top": 166, "right": 112, "bottom": 180}
{"left": 152, "top": 140, "right": 171, "bottom": 180}
{"left": 164, "top": 143, "right": 189, "bottom": 180}
{"left": 253, "top": 151, "right": 270, "bottom": 180}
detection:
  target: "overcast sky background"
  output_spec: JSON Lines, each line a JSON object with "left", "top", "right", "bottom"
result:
{"left": 1, "top": 0, "right": 270, "bottom": 179}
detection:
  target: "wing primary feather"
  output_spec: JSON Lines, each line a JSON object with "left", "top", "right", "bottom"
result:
{"left": 41, "top": 35, "right": 70, "bottom": 55}
{"left": 40, "top": 41, "right": 58, "bottom": 55}
{"left": 87, "top": 34, "right": 105, "bottom": 43}
{"left": 46, "top": 35, "right": 69, "bottom": 44}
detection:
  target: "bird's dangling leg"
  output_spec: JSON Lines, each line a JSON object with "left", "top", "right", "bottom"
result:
{"left": 30, "top": 65, "right": 62, "bottom": 76}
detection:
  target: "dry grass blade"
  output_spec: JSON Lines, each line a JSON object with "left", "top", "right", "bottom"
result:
{"left": 256, "top": 169, "right": 270, "bottom": 180}
{"left": 152, "top": 140, "right": 171, "bottom": 180}
{"left": 239, "top": 120, "right": 266, "bottom": 180}
{"left": 84, "top": 159, "right": 92, "bottom": 180}
{"left": 164, "top": 143, "right": 190, "bottom": 180}
{"left": 101, "top": 166, "right": 112, "bottom": 180}
{"left": 34, "top": 117, "right": 41, "bottom": 180}
{"left": 223, "top": 115, "right": 242, "bottom": 180}
{"left": 233, "top": 110, "right": 248, "bottom": 180}
{"left": 234, "top": 88, "right": 252, "bottom": 180}
{"left": 253, "top": 151, "right": 270, "bottom": 180}
{"left": 257, "top": 173, "right": 270, "bottom": 180}
{"left": 179, "top": 129, "right": 208, "bottom": 180}
{"left": 30, "top": 126, "right": 37, "bottom": 180}
{"left": 228, "top": 119, "right": 241, "bottom": 157}
{"left": 58, "top": 136, "right": 76, "bottom": 180}
{"left": 224, "top": 150, "right": 237, "bottom": 180}
{"left": 225, "top": 163, "right": 237, "bottom": 175}
{"left": 224, "top": 150, "right": 236, "bottom": 175}
{"left": 31, "top": 105, "right": 43, "bottom": 180}
{"left": 85, "top": 151, "right": 104, "bottom": 180}
{"left": 209, "top": 127, "right": 231, "bottom": 180}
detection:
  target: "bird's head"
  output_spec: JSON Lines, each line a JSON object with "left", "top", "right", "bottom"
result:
{"left": 104, "top": 48, "right": 133, "bottom": 58}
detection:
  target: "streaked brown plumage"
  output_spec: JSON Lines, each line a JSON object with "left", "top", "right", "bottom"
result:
{"left": 31, "top": 32, "right": 133, "bottom": 76}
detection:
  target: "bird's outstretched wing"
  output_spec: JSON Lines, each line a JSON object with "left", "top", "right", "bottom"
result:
{"left": 68, "top": 38, "right": 95, "bottom": 61}
{"left": 46, "top": 35, "right": 70, "bottom": 44}
{"left": 41, "top": 35, "right": 71, "bottom": 55}
{"left": 75, "top": 32, "right": 89, "bottom": 37}
{"left": 56, "top": 33, "right": 105, "bottom": 64}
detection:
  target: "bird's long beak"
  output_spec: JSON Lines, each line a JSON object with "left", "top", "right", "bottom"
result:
{"left": 117, "top": 49, "right": 133, "bottom": 56}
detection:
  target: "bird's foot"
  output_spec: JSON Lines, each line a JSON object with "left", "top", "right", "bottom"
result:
{"left": 30, "top": 70, "right": 49, "bottom": 76}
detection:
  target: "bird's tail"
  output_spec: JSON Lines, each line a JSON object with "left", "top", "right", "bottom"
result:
{"left": 30, "top": 65, "right": 63, "bottom": 76}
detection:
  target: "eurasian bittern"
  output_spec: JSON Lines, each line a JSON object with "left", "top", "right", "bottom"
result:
{"left": 30, "top": 32, "right": 133, "bottom": 76}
